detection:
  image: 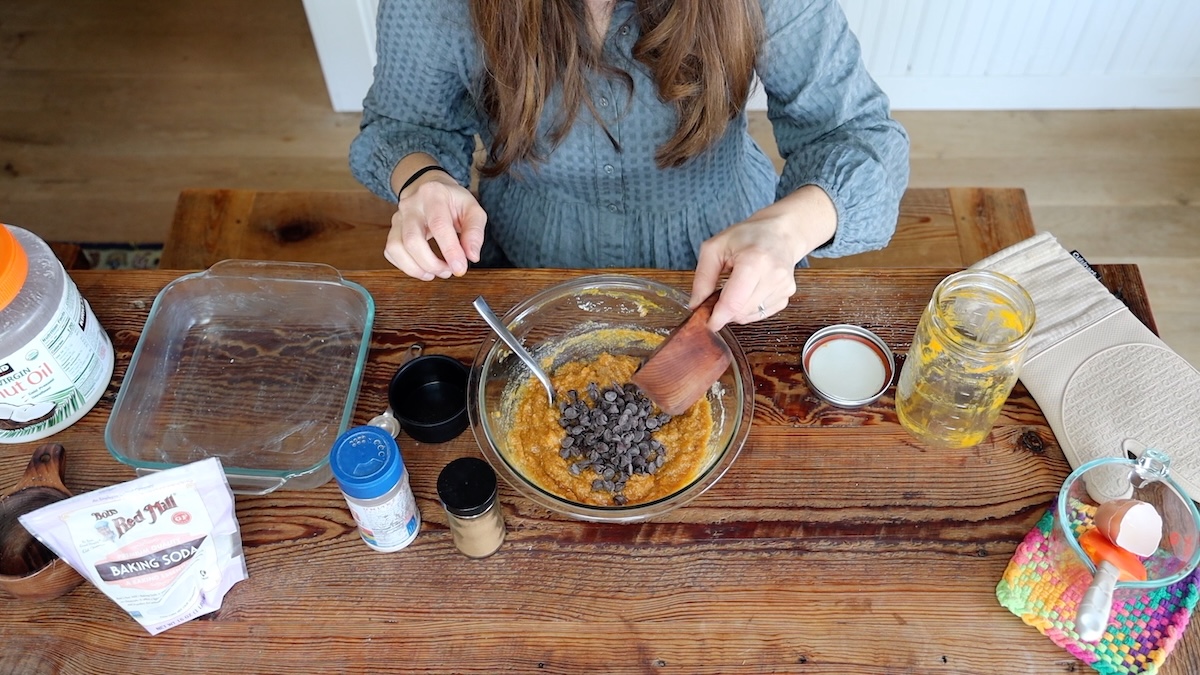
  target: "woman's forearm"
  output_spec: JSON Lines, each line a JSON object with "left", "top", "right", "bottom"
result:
{"left": 771, "top": 184, "right": 839, "bottom": 264}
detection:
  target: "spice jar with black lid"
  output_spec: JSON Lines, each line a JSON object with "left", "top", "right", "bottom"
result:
{"left": 437, "top": 457, "right": 506, "bottom": 558}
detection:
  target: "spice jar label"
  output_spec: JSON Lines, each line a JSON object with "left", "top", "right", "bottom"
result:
{"left": 345, "top": 470, "right": 420, "bottom": 550}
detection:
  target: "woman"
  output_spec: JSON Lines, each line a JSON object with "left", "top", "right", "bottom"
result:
{"left": 350, "top": 0, "right": 909, "bottom": 330}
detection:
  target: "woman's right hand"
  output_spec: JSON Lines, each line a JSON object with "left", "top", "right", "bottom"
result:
{"left": 387, "top": 168, "right": 488, "bottom": 280}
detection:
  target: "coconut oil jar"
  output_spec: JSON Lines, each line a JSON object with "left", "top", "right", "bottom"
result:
{"left": 0, "top": 225, "right": 113, "bottom": 442}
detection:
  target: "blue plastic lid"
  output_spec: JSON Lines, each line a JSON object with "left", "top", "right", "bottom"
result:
{"left": 329, "top": 425, "right": 405, "bottom": 500}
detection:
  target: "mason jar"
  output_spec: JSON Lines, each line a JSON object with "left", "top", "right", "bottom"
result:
{"left": 896, "top": 270, "right": 1036, "bottom": 448}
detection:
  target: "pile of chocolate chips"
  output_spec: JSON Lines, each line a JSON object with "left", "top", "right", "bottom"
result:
{"left": 556, "top": 382, "right": 672, "bottom": 505}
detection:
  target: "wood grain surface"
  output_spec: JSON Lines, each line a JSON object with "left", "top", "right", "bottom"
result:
{"left": 0, "top": 266, "right": 1191, "bottom": 675}
{"left": 160, "top": 187, "right": 1036, "bottom": 270}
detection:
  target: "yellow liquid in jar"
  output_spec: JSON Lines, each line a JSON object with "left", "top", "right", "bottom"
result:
{"left": 896, "top": 371, "right": 1011, "bottom": 447}
{"left": 896, "top": 283, "right": 1027, "bottom": 448}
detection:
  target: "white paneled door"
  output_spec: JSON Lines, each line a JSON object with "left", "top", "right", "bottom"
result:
{"left": 306, "top": 0, "right": 1200, "bottom": 112}
{"left": 301, "top": 0, "right": 379, "bottom": 112}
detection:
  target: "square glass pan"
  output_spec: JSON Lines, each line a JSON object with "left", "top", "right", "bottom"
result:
{"left": 105, "top": 260, "right": 374, "bottom": 494}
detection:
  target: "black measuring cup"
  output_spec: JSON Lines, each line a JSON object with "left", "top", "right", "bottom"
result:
{"left": 388, "top": 353, "right": 470, "bottom": 444}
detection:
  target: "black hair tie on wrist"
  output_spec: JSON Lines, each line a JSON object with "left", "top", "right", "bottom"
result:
{"left": 397, "top": 165, "right": 452, "bottom": 200}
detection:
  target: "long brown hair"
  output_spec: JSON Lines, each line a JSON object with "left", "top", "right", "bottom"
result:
{"left": 470, "top": 0, "right": 764, "bottom": 177}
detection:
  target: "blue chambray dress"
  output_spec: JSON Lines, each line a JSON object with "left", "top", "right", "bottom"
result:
{"left": 350, "top": 0, "right": 910, "bottom": 269}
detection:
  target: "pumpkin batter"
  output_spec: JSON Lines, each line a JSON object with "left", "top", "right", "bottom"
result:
{"left": 501, "top": 334, "right": 714, "bottom": 507}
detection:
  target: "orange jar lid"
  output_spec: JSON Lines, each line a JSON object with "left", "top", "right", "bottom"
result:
{"left": 0, "top": 225, "right": 30, "bottom": 310}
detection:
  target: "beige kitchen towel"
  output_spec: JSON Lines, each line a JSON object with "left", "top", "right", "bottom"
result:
{"left": 971, "top": 233, "right": 1200, "bottom": 499}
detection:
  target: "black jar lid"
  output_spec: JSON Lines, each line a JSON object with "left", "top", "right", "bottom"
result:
{"left": 437, "top": 457, "right": 498, "bottom": 518}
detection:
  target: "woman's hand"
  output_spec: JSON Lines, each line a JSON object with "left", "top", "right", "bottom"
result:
{"left": 386, "top": 158, "right": 488, "bottom": 280}
{"left": 690, "top": 185, "right": 837, "bottom": 331}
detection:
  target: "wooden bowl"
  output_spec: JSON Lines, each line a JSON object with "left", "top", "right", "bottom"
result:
{"left": 0, "top": 443, "right": 84, "bottom": 601}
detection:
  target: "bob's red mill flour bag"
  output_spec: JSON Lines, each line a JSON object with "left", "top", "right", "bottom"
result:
{"left": 19, "top": 457, "right": 247, "bottom": 635}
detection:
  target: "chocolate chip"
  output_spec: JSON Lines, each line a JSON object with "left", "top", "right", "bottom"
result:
{"left": 553, "top": 380, "right": 674, "bottom": 505}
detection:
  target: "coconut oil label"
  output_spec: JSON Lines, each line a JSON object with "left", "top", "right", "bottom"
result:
{"left": 0, "top": 277, "right": 111, "bottom": 440}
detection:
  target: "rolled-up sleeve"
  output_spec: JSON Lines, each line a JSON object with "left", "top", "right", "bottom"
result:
{"left": 759, "top": 0, "right": 910, "bottom": 258}
{"left": 350, "top": 0, "right": 479, "bottom": 202}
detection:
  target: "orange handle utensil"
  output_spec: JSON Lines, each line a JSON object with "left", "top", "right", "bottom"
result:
{"left": 1079, "top": 529, "right": 1148, "bottom": 582}
{"left": 1074, "top": 528, "right": 1149, "bottom": 642}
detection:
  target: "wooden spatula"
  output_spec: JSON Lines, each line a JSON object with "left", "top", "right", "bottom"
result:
{"left": 631, "top": 292, "right": 732, "bottom": 415}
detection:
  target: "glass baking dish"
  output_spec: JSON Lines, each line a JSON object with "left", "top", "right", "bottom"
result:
{"left": 105, "top": 260, "right": 374, "bottom": 494}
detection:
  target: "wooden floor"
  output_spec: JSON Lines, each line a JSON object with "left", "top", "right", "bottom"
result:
{"left": 1, "top": 0, "right": 1197, "bottom": 367}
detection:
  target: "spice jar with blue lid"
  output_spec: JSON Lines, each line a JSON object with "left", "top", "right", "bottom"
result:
{"left": 330, "top": 425, "right": 421, "bottom": 552}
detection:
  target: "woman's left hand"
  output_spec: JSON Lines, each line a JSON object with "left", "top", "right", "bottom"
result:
{"left": 690, "top": 185, "right": 838, "bottom": 332}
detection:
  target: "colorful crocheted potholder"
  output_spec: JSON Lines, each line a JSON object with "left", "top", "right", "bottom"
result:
{"left": 996, "top": 500, "right": 1200, "bottom": 674}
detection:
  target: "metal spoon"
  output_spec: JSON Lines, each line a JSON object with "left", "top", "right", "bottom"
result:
{"left": 472, "top": 296, "right": 555, "bottom": 406}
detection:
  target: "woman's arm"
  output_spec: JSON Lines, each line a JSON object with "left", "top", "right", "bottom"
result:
{"left": 349, "top": 0, "right": 479, "bottom": 202}
{"left": 759, "top": 0, "right": 911, "bottom": 258}
{"left": 350, "top": 0, "right": 487, "bottom": 278}
{"left": 692, "top": 0, "right": 910, "bottom": 329}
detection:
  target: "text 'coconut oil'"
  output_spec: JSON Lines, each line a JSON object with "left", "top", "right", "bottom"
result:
{"left": 0, "top": 225, "right": 114, "bottom": 442}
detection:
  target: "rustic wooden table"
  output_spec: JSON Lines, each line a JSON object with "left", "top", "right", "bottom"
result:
{"left": 160, "top": 187, "right": 1036, "bottom": 269}
{"left": 1, "top": 266, "right": 1190, "bottom": 674}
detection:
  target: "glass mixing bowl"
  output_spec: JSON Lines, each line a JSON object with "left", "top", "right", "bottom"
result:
{"left": 468, "top": 275, "right": 754, "bottom": 523}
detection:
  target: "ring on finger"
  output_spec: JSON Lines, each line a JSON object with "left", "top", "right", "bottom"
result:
{"left": 757, "top": 302, "right": 767, "bottom": 320}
